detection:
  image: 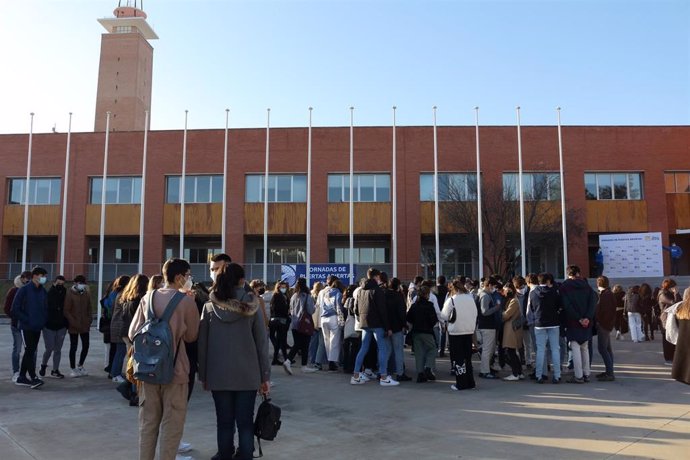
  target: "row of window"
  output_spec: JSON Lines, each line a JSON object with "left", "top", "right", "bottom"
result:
{"left": 15, "top": 171, "right": 690, "bottom": 206}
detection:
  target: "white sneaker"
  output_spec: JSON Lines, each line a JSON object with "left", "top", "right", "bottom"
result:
{"left": 615, "top": 331, "right": 621, "bottom": 340}
{"left": 78, "top": 366, "right": 88, "bottom": 376}
{"left": 450, "top": 384, "right": 459, "bottom": 391}
{"left": 12, "top": 372, "right": 19, "bottom": 383}
{"left": 491, "top": 363, "right": 502, "bottom": 372}
{"left": 282, "top": 360, "right": 293, "bottom": 375}
{"left": 112, "top": 375, "right": 126, "bottom": 383}
{"left": 302, "top": 365, "right": 317, "bottom": 373}
{"left": 69, "top": 369, "right": 81, "bottom": 378}
{"left": 175, "top": 455, "right": 193, "bottom": 460}
{"left": 178, "top": 441, "right": 193, "bottom": 453}
{"left": 379, "top": 376, "right": 400, "bottom": 387}
{"left": 350, "top": 375, "right": 367, "bottom": 385}
{"left": 363, "top": 368, "right": 376, "bottom": 380}
{"left": 503, "top": 374, "right": 520, "bottom": 381}
{"left": 269, "top": 380, "right": 277, "bottom": 387}
{"left": 518, "top": 374, "right": 526, "bottom": 380}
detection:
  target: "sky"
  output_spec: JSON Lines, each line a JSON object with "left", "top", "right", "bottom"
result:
{"left": 1, "top": 0, "right": 688, "bottom": 134}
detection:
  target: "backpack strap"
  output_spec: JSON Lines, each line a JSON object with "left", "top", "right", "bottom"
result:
{"left": 159, "top": 291, "right": 186, "bottom": 323}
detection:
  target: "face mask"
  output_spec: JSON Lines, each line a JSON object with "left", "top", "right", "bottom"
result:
{"left": 518, "top": 286, "right": 527, "bottom": 295}
{"left": 280, "top": 287, "right": 287, "bottom": 294}
{"left": 258, "top": 287, "right": 266, "bottom": 295}
{"left": 76, "top": 283, "right": 86, "bottom": 291}
{"left": 38, "top": 276, "right": 47, "bottom": 285}
{"left": 182, "top": 278, "right": 193, "bottom": 292}
{"left": 210, "top": 271, "right": 217, "bottom": 283}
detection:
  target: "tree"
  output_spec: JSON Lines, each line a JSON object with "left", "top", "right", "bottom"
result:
{"left": 439, "top": 174, "right": 585, "bottom": 278}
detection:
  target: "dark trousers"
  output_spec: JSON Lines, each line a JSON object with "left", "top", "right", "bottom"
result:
{"left": 642, "top": 312, "right": 654, "bottom": 339}
{"left": 212, "top": 390, "right": 257, "bottom": 460}
{"left": 449, "top": 334, "right": 475, "bottom": 390}
{"left": 342, "top": 336, "right": 361, "bottom": 373}
{"left": 287, "top": 329, "right": 311, "bottom": 365}
{"left": 269, "top": 319, "right": 289, "bottom": 362}
{"left": 20, "top": 330, "right": 41, "bottom": 379}
{"left": 69, "top": 332, "right": 90, "bottom": 369}
{"left": 108, "top": 342, "right": 116, "bottom": 370}
{"left": 505, "top": 347, "right": 523, "bottom": 377}
{"left": 597, "top": 328, "right": 614, "bottom": 374}
{"left": 662, "top": 333, "right": 676, "bottom": 362}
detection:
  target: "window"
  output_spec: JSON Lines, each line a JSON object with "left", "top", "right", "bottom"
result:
{"left": 327, "top": 174, "right": 390, "bottom": 202}
{"left": 165, "top": 248, "right": 222, "bottom": 263}
{"left": 166, "top": 175, "right": 223, "bottom": 203}
{"left": 255, "top": 248, "right": 306, "bottom": 264}
{"left": 90, "top": 177, "right": 142, "bottom": 204}
{"left": 584, "top": 172, "right": 643, "bottom": 200}
{"left": 420, "top": 173, "right": 477, "bottom": 201}
{"left": 115, "top": 248, "right": 139, "bottom": 263}
{"left": 328, "top": 247, "right": 390, "bottom": 264}
{"left": 502, "top": 173, "right": 560, "bottom": 201}
{"left": 7, "top": 178, "right": 61, "bottom": 205}
{"left": 665, "top": 172, "right": 690, "bottom": 193}
{"left": 245, "top": 175, "right": 307, "bottom": 203}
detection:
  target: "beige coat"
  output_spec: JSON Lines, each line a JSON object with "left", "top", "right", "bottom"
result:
{"left": 502, "top": 298, "right": 524, "bottom": 349}
{"left": 63, "top": 287, "right": 93, "bottom": 334}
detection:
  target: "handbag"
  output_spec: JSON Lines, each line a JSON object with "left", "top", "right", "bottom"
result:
{"left": 511, "top": 316, "right": 524, "bottom": 331}
{"left": 254, "top": 395, "right": 282, "bottom": 458}
{"left": 448, "top": 297, "right": 457, "bottom": 324}
{"left": 343, "top": 314, "right": 357, "bottom": 339}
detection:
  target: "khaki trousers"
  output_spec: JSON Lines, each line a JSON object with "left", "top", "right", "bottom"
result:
{"left": 138, "top": 381, "right": 189, "bottom": 460}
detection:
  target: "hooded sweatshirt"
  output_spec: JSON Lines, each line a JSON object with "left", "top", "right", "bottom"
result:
{"left": 46, "top": 284, "right": 68, "bottom": 331}
{"left": 529, "top": 285, "right": 561, "bottom": 328}
{"left": 198, "top": 289, "right": 270, "bottom": 391}
{"left": 3, "top": 276, "right": 25, "bottom": 328}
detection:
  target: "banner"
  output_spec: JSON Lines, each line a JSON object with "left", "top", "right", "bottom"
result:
{"left": 599, "top": 232, "right": 663, "bottom": 278}
{"left": 281, "top": 264, "right": 355, "bottom": 286}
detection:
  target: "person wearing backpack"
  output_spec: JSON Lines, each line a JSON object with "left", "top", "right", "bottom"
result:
{"left": 127, "top": 258, "right": 200, "bottom": 460}
{"left": 198, "top": 262, "right": 270, "bottom": 460}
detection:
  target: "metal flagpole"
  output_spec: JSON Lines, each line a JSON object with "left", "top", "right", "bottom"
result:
{"left": 263, "top": 108, "right": 271, "bottom": 282}
{"left": 349, "top": 107, "right": 355, "bottom": 285}
{"left": 97, "top": 112, "right": 111, "bottom": 328}
{"left": 306, "top": 107, "right": 313, "bottom": 287}
{"left": 392, "top": 106, "right": 398, "bottom": 279}
{"left": 474, "top": 107, "right": 484, "bottom": 280}
{"left": 557, "top": 107, "right": 569, "bottom": 273}
{"left": 21, "top": 113, "right": 35, "bottom": 273}
{"left": 221, "top": 109, "right": 229, "bottom": 254}
{"left": 516, "top": 106, "right": 527, "bottom": 276}
{"left": 179, "top": 110, "right": 188, "bottom": 258}
{"left": 432, "top": 106, "right": 441, "bottom": 278}
{"left": 59, "top": 113, "right": 73, "bottom": 276}
{"left": 138, "top": 110, "right": 149, "bottom": 273}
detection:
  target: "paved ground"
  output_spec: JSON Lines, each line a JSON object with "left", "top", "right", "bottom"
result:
{"left": 1, "top": 323, "right": 689, "bottom": 460}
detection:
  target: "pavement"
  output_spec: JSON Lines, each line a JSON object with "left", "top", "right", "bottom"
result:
{"left": 1, "top": 323, "right": 689, "bottom": 460}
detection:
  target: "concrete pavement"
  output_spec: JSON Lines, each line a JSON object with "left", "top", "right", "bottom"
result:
{"left": 1, "top": 324, "right": 689, "bottom": 460}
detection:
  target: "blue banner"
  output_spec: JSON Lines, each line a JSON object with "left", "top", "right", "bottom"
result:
{"left": 280, "top": 264, "right": 355, "bottom": 286}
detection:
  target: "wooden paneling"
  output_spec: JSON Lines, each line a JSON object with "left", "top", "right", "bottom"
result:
{"left": 327, "top": 203, "right": 391, "bottom": 235}
{"left": 3, "top": 205, "right": 60, "bottom": 235}
{"left": 163, "top": 203, "right": 223, "bottom": 236}
{"left": 85, "top": 204, "right": 141, "bottom": 235}
{"left": 420, "top": 202, "right": 481, "bottom": 234}
{"left": 244, "top": 203, "right": 307, "bottom": 235}
{"left": 667, "top": 194, "right": 690, "bottom": 231}
{"left": 586, "top": 201, "right": 648, "bottom": 233}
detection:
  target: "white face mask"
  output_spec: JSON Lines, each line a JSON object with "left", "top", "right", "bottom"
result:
{"left": 38, "top": 276, "right": 47, "bottom": 285}
{"left": 182, "top": 278, "right": 193, "bottom": 292}
{"left": 210, "top": 271, "right": 217, "bottom": 283}
{"left": 76, "top": 283, "right": 86, "bottom": 291}
{"left": 280, "top": 287, "right": 287, "bottom": 294}
{"left": 518, "top": 286, "right": 528, "bottom": 295}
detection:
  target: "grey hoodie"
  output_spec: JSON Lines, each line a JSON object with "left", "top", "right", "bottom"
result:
{"left": 198, "top": 289, "right": 270, "bottom": 391}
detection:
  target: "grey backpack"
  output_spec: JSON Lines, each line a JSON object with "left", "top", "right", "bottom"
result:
{"left": 132, "top": 290, "right": 185, "bottom": 385}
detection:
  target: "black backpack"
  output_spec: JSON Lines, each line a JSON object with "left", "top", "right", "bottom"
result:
{"left": 253, "top": 396, "right": 281, "bottom": 457}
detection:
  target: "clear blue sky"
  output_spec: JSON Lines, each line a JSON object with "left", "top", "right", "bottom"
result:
{"left": 1, "top": 0, "right": 688, "bottom": 134}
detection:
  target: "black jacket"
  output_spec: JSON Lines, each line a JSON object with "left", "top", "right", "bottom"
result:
{"left": 356, "top": 279, "right": 388, "bottom": 330}
{"left": 46, "top": 285, "right": 68, "bottom": 331}
{"left": 406, "top": 299, "right": 438, "bottom": 335}
{"left": 385, "top": 289, "right": 407, "bottom": 333}
{"left": 270, "top": 293, "right": 290, "bottom": 319}
{"left": 529, "top": 285, "right": 561, "bottom": 328}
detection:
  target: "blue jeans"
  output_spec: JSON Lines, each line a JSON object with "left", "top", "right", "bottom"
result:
{"left": 111, "top": 342, "right": 126, "bottom": 378}
{"left": 597, "top": 328, "right": 614, "bottom": 374}
{"left": 11, "top": 325, "right": 22, "bottom": 373}
{"left": 353, "top": 328, "right": 388, "bottom": 376}
{"left": 535, "top": 327, "right": 561, "bottom": 379}
{"left": 212, "top": 390, "right": 257, "bottom": 460}
{"left": 386, "top": 331, "right": 405, "bottom": 376}
{"left": 308, "top": 328, "right": 327, "bottom": 366}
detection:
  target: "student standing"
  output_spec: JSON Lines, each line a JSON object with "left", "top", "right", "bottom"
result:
{"left": 64, "top": 275, "right": 93, "bottom": 377}
{"left": 40, "top": 276, "right": 68, "bottom": 379}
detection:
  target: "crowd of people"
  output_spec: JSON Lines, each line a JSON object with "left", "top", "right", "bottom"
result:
{"left": 4, "top": 257, "right": 690, "bottom": 460}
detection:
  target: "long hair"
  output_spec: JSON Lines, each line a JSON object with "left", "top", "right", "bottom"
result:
{"left": 147, "top": 274, "right": 163, "bottom": 291}
{"left": 676, "top": 288, "right": 690, "bottom": 320}
{"left": 212, "top": 262, "right": 244, "bottom": 302}
{"left": 639, "top": 283, "right": 652, "bottom": 299}
{"left": 119, "top": 274, "right": 149, "bottom": 303}
{"left": 295, "top": 277, "right": 309, "bottom": 295}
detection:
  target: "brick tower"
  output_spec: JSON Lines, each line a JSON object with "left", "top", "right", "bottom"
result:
{"left": 94, "top": 1, "right": 158, "bottom": 132}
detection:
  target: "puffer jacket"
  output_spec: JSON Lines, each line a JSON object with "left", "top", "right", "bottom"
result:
{"left": 442, "top": 293, "right": 477, "bottom": 335}
{"left": 64, "top": 286, "right": 93, "bottom": 334}
{"left": 355, "top": 279, "right": 388, "bottom": 330}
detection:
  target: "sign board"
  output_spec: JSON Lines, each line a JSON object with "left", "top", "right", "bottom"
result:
{"left": 280, "top": 264, "right": 355, "bottom": 286}
{"left": 599, "top": 232, "right": 663, "bottom": 278}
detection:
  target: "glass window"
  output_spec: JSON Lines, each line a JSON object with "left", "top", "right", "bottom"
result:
{"left": 7, "top": 178, "right": 62, "bottom": 205}
{"left": 245, "top": 175, "right": 261, "bottom": 202}
{"left": 375, "top": 174, "right": 390, "bottom": 201}
{"left": 244, "top": 175, "right": 307, "bottom": 203}
{"left": 613, "top": 173, "right": 628, "bottom": 199}
{"left": 359, "top": 175, "right": 375, "bottom": 202}
{"left": 166, "top": 175, "right": 223, "bottom": 204}
{"left": 119, "top": 178, "right": 133, "bottom": 204}
{"left": 503, "top": 174, "right": 518, "bottom": 201}
{"left": 276, "top": 176, "right": 292, "bottom": 202}
{"left": 196, "top": 176, "right": 211, "bottom": 203}
{"left": 420, "top": 173, "right": 477, "bottom": 202}
{"left": 211, "top": 176, "right": 224, "bottom": 202}
{"left": 597, "top": 173, "right": 612, "bottom": 199}
{"left": 328, "top": 175, "right": 342, "bottom": 202}
{"left": 91, "top": 177, "right": 142, "bottom": 204}
{"left": 328, "top": 174, "right": 390, "bottom": 202}
{"left": 502, "top": 173, "right": 560, "bottom": 201}
{"left": 166, "top": 176, "right": 180, "bottom": 203}
{"left": 664, "top": 172, "right": 690, "bottom": 193}
{"left": 293, "top": 175, "right": 307, "bottom": 202}
{"left": 585, "top": 172, "right": 643, "bottom": 200}
{"left": 585, "top": 173, "right": 597, "bottom": 200}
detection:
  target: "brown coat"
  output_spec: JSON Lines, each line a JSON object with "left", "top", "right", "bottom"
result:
{"left": 672, "top": 318, "right": 690, "bottom": 385}
{"left": 128, "top": 287, "right": 200, "bottom": 385}
{"left": 63, "top": 287, "right": 93, "bottom": 334}
{"left": 502, "top": 298, "right": 523, "bottom": 349}
{"left": 596, "top": 288, "right": 617, "bottom": 332}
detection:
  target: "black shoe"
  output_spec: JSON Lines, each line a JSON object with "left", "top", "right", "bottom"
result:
{"left": 416, "top": 373, "right": 428, "bottom": 383}
{"left": 424, "top": 368, "right": 436, "bottom": 381}
{"left": 129, "top": 395, "right": 139, "bottom": 406}
{"left": 15, "top": 375, "right": 32, "bottom": 387}
{"left": 30, "top": 378, "right": 44, "bottom": 389}
{"left": 116, "top": 381, "right": 132, "bottom": 401}
{"left": 552, "top": 377, "right": 561, "bottom": 384}
{"left": 536, "top": 377, "right": 546, "bottom": 384}
{"left": 49, "top": 370, "right": 65, "bottom": 379}
{"left": 271, "top": 359, "right": 282, "bottom": 366}
{"left": 104, "top": 365, "right": 111, "bottom": 373}
{"left": 479, "top": 373, "right": 497, "bottom": 379}
{"left": 328, "top": 362, "right": 339, "bottom": 372}
{"left": 396, "top": 373, "right": 412, "bottom": 382}
{"left": 39, "top": 365, "right": 47, "bottom": 377}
